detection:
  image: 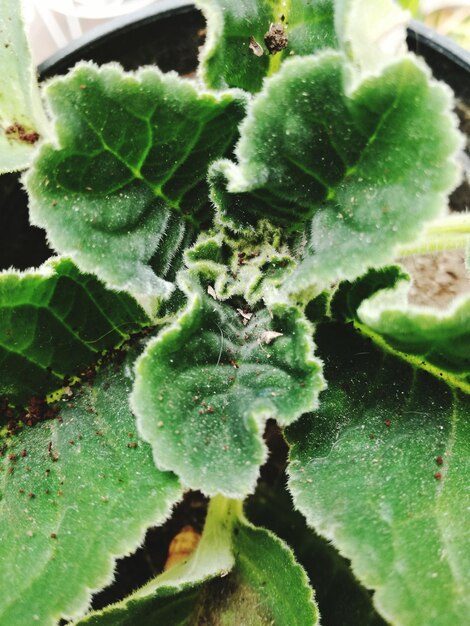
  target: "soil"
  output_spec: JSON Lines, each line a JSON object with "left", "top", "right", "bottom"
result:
{"left": 399, "top": 248, "right": 470, "bottom": 308}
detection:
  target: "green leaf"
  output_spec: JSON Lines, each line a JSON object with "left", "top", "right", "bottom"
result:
{"left": 0, "top": 343, "right": 181, "bottom": 626}
{"left": 210, "top": 51, "right": 462, "bottom": 295}
{"left": 197, "top": 0, "right": 336, "bottom": 93}
{"left": 330, "top": 265, "right": 409, "bottom": 322}
{"left": 356, "top": 279, "right": 470, "bottom": 384}
{"left": 287, "top": 322, "right": 470, "bottom": 626}
{"left": 131, "top": 270, "right": 324, "bottom": 498}
{"left": 0, "top": 0, "right": 48, "bottom": 173}
{"left": 184, "top": 226, "right": 296, "bottom": 307}
{"left": 247, "top": 481, "right": 388, "bottom": 626}
{"left": 0, "top": 257, "right": 149, "bottom": 404}
{"left": 26, "top": 63, "right": 246, "bottom": 300}
{"left": 74, "top": 497, "right": 319, "bottom": 626}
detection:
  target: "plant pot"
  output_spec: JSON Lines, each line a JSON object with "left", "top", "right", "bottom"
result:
{"left": 1, "top": 5, "right": 470, "bottom": 623}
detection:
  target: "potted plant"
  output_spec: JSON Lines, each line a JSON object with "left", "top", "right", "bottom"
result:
{"left": 0, "top": 1, "right": 469, "bottom": 625}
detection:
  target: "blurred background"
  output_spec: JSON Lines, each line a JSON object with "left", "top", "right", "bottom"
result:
{"left": 24, "top": 0, "right": 470, "bottom": 65}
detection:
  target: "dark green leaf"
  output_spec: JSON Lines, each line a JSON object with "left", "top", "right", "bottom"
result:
{"left": 26, "top": 63, "right": 246, "bottom": 300}
{"left": 330, "top": 265, "right": 409, "bottom": 321}
{"left": 0, "top": 344, "right": 181, "bottom": 626}
{"left": 287, "top": 322, "right": 470, "bottom": 626}
{"left": 0, "top": 257, "right": 149, "bottom": 404}
{"left": 210, "top": 52, "right": 462, "bottom": 294}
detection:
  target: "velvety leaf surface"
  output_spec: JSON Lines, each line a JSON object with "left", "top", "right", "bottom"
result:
{"left": 357, "top": 280, "right": 470, "bottom": 380}
{"left": 210, "top": 51, "right": 461, "bottom": 294}
{"left": 74, "top": 498, "right": 318, "bottom": 626}
{"left": 0, "top": 258, "right": 149, "bottom": 404}
{"left": 0, "top": 0, "right": 48, "bottom": 173}
{"left": 247, "top": 481, "right": 388, "bottom": 626}
{"left": 197, "top": 0, "right": 336, "bottom": 93}
{"left": 184, "top": 228, "right": 296, "bottom": 307}
{"left": 287, "top": 323, "right": 470, "bottom": 626}
{"left": 131, "top": 271, "right": 324, "bottom": 497}
{"left": 26, "top": 63, "right": 246, "bottom": 299}
{"left": 0, "top": 344, "right": 181, "bottom": 626}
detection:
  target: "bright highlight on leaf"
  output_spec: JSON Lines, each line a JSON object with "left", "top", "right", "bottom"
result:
{"left": 0, "top": 257, "right": 149, "bottom": 403}
{"left": 0, "top": 0, "right": 48, "bottom": 173}
{"left": 335, "top": 0, "right": 410, "bottom": 81}
{"left": 131, "top": 270, "right": 324, "bottom": 498}
{"left": 26, "top": 63, "right": 246, "bottom": 300}
{"left": 73, "top": 497, "right": 319, "bottom": 626}
{"left": 287, "top": 323, "right": 470, "bottom": 626}
{"left": 0, "top": 344, "right": 181, "bottom": 626}
{"left": 211, "top": 51, "right": 462, "bottom": 295}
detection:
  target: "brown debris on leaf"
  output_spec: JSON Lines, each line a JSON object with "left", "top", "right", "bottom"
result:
{"left": 264, "top": 23, "right": 288, "bottom": 55}
{"left": 249, "top": 36, "right": 264, "bottom": 57}
{"left": 5, "top": 122, "right": 39, "bottom": 144}
{"left": 259, "top": 331, "right": 284, "bottom": 345}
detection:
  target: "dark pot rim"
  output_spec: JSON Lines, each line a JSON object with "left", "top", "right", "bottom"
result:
{"left": 38, "top": 0, "right": 470, "bottom": 102}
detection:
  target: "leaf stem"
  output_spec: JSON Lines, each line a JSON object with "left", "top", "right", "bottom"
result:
{"left": 397, "top": 214, "right": 470, "bottom": 257}
{"left": 267, "top": 0, "right": 292, "bottom": 77}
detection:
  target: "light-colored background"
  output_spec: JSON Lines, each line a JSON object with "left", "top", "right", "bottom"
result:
{"left": 25, "top": 0, "right": 470, "bottom": 66}
{"left": 25, "top": 0, "right": 158, "bottom": 64}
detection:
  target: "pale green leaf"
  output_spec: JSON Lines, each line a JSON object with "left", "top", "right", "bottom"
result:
{"left": 0, "top": 0, "right": 48, "bottom": 173}
{"left": 26, "top": 63, "right": 246, "bottom": 301}
{"left": 131, "top": 270, "right": 324, "bottom": 498}
{"left": 0, "top": 344, "right": 181, "bottom": 626}
{"left": 74, "top": 497, "right": 319, "bottom": 626}
{"left": 335, "top": 0, "right": 410, "bottom": 83}
{"left": 357, "top": 279, "right": 470, "bottom": 383}
{"left": 196, "top": 0, "right": 336, "bottom": 93}
{"left": 287, "top": 322, "right": 470, "bottom": 626}
{"left": 210, "top": 51, "right": 462, "bottom": 296}
{"left": 0, "top": 257, "right": 149, "bottom": 404}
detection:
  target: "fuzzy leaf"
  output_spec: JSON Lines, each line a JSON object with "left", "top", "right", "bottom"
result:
{"left": 287, "top": 323, "right": 470, "bottom": 626}
{"left": 26, "top": 63, "right": 246, "bottom": 300}
{"left": 0, "top": 0, "right": 48, "bottom": 173}
{"left": 357, "top": 280, "right": 470, "bottom": 381}
{"left": 247, "top": 481, "right": 389, "bottom": 626}
{"left": 0, "top": 344, "right": 181, "bottom": 626}
{"left": 184, "top": 228, "right": 296, "bottom": 307}
{"left": 210, "top": 51, "right": 462, "bottom": 295}
{"left": 197, "top": 0, "right": 336, "bottom": 93}
{"left": 74, "top": 498, "right": 318, "bottom": 626}
{"left": 131, "top": 271, "right": 324, "bottom": 498}
{"left": 330, "top": 265, "right": 410, "bottom": 322}
{"left": 0, "top": 258, "right": 149, "bottom": 404}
